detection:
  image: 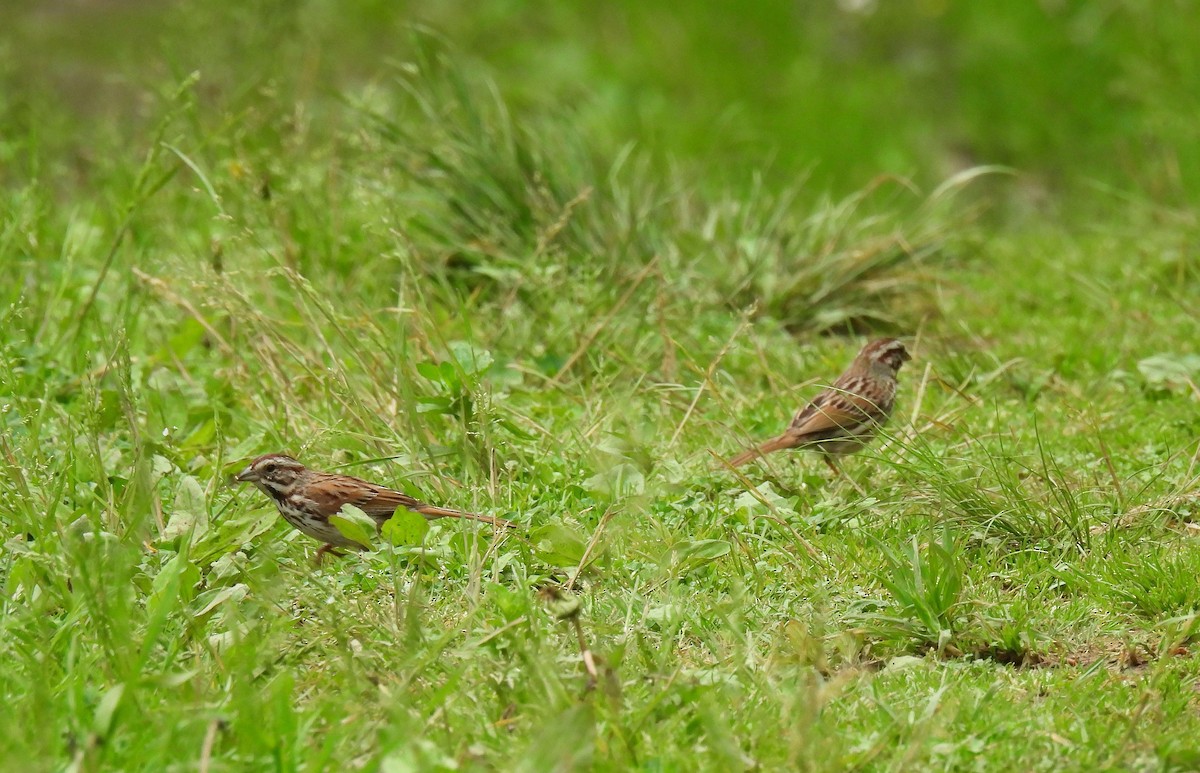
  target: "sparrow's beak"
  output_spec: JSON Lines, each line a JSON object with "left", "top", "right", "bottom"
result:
{"left": 233, "top": 465, "right": 258, "bottom": 483}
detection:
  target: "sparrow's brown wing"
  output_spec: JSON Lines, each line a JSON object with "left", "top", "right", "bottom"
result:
{"left": 729, "top": 379, "right": 882, "bottom": 467}
{"left": 788, "top": 382, "right": 885, "bottom": 442}
{"left": 305, "top": 474, "right": 421, "bottom": 520}
{"left": 309, "top": 473, "right": 516, "bottom": 529}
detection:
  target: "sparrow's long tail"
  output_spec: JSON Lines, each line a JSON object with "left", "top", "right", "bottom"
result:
{"left": 414, "top": 504, "right": 516, "bottom": 529}
{"left": 727, "top": 434, "right": 797, "bottom": 468}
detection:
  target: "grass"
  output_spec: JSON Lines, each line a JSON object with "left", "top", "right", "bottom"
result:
{"left": 3, "top": 3, "right": 1200, "bottom": 771}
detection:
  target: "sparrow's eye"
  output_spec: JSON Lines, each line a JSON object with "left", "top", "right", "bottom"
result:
{"left": 263, "top": 463, "right": 277, "bottom": 474}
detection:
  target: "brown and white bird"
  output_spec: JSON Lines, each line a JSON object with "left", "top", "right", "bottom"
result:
{"left": 727, "top": 338, "right": 911, "bottom": 474}
{"left": 234, "top": 454, "right": 514, "bottom": 560}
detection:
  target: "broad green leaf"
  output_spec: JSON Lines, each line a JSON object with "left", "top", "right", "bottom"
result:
{"left": 439, "top": 361, "right": 462, "bottom": 390}
{"left": 448, "top": 340, "right": 493, "bottom": 375}
{"left": 142, "top": 552, "right": 200, "bottom": 663}
{"left": 531, "top": 523, "right": 588, "bottom": 566}
{"left": 181, "top": 418, "right": 217, "bottom": 450}
{"left": 330, "top": 504, "right": 376, "bottom": 549}
{"left": 448, "top": 531, "right": 486, "bottom": 559}
{"left": 535, "top": 353, "right": 566, "bottom": 376}
{"left": 161, "top": 317, "right": 206, "bottom": 361}
{"left": 5, "top": 556, "right": 36, "bottom": 600}
{"left": 416, "top": 361, "right": 443, "bottom": 383}
{"left": 381, "top": 508, "right": 431, "bottom": 546}
{"left": 380, "top": 739, "right": 459, "bottom": 773}
{"left": 674, "top": 539, "right": 731, "bottom": 565}
{"left": 583, "top": 462, "right": 645, "bottom": 498}
{"left": 92, "top": 683, "right": 125, "bottom": 738}
{"left": 416, "top": 395, "right": 455, "bottom": 414}
{"left": 488, "top": 582, "right": 527, "bottom": 621}
{"left": 192, "top": 583, "right": 248, "bottom": 617}
{"left": 163, "top": 475, "right": 208, "bottom": 544}
{"left": 1138, "top": 353, "right": 1200, "bottom": 389}
{"left": 150, "top": 455, "right": 174, "bottom": 479}
{"left": 498, "top": 417, "right": 536, "bottom": 440}
{"left": 733, "top": 482, "right": 794, "bottom": 516}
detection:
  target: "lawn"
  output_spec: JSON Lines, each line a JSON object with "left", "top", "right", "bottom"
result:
{"left": 2, "top": 2, "right": 1200, "bottom": 771}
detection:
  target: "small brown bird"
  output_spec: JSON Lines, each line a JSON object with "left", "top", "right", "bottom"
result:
{"left": 235, "top": 454, "right": 514, "bottom": 560}
{"left": 727, "top": 338, "right": 911, "bottom": 475}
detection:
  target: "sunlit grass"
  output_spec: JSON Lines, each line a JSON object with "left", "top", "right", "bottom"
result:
{"left": 2, "top": 4, "right": 1200, "bottom": 771}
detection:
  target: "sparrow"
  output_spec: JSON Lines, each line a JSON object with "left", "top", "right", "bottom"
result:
{"left": 234, "top": 453, "right": 514, "bottom": 560}
{"left": 727, "top": 338, "right": 911, "bottom": 475}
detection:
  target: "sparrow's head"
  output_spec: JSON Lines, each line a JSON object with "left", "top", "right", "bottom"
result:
{"left": 858, "top": 338, "right": 911, "bottom": 374}
{"left": 234, "top": 453, "right": 307, "bottom": 493}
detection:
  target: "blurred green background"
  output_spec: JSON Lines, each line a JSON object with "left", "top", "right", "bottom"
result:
{"left": 4, "top": 0, "right": 1198, "bottom": 207}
